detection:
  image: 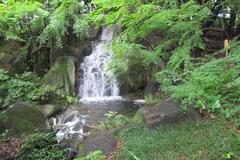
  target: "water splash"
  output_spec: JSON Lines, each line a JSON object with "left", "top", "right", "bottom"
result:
{"left": 78, "top": 26, "right": 119, "bottom": 99}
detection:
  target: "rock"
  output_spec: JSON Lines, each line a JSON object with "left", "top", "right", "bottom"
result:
{"left": 0, "top": 102, "right": 47, "bottom": 134}
{"left": 32, "top": 47, "right": 51, "bottom": 76}
{"left": 49, "top": 99, "right": 139, "bottom": 151}
{"left": 80, "top": 131, "right": 117, "bottom": 156}
{"left": 50, "top": 107, "right": 91, "bottom": 149}
{"left": 42, "top": 56, "right": 76, "bottom": 95}
{"left": 35, "top": 104, "right": 66, "bottom": 118}
{"left": 118, "top": 65, "right": 148, "bottom": 95}
{"left": 0, "top": 89, "right": 7, "bottom": 105}
{"left": 140, "top": 97, "right": 201, "bottom": 128}
{"left": 65, "top": 148, "right": 78, "bottom": 160}
{"left": 144, "top": 81, "right": 159, "bottom": 95}
{"left": 10, "top": 55, "right": 27, "bottom": 74}
{"left": 87, "top": 25, "right": 100, "bottom": 40}
{"left": 0, "top": 52, "right": 6, "bottom": 62}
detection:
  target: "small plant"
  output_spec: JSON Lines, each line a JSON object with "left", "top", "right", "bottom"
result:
{"left": 28, "top": 85, "right": 76, "bottom": 105}
{"left": 74, "top": 151, "right": 105, "bottom": 160}
{"left": 17, "top": 132, "right": 66, "bottom": 160}
{"left": 0, "top": 129, "right": 13, "bottom": 141}
{"left": 145, "top": 94, "right": 162, "bottom": 105}
{"left": 99, "top": 111, "right": 130, "bottom": 129}
{"left": 222, "top": 152, "right": 235, "bottom": 159}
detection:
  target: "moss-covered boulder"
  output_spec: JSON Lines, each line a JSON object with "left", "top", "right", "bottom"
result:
{"left": 118, "top": 65, "right": 148, "bottom": 95}
{"left": 35, "top": 104, "right": 66, "bottom": 118}
{"left": 42, "top": 56, "right": 76, "bottom": 95}
{"left": 0, "top": 102, "right": 47, "bottom": 134}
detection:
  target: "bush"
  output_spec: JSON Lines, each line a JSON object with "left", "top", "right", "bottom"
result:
{"left": 0, "top": 70, "right": 41, "bottom": 108}
{"left": 27, "top": 85, "right": 75, "bottom": 105}
{"left": 156, "top": 52, "right": 240, "bottom": 126}
{"left": 17, "top": 132, "right": 66, "bottom": 160}
{"left": 0, "top": 69, "right": 75, "bottom": 109}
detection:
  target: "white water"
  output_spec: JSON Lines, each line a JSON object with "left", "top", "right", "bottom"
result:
{"left": 78, "top": 26, "right": 120, "bottom": 99}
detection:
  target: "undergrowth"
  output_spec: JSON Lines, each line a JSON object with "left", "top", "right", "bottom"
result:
{"left": 0, "top": 69, "right": 75, "bottom": 109}
{"left": 17, "top": 132, "right": 66, "bottom": 160}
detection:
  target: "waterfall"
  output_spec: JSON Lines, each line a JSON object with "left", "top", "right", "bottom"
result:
{"left": 78, "top": 26, "right": 120, "bottom": 99}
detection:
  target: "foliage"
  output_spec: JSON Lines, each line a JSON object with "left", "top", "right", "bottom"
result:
{"left": 0, "top": 69, "right": 75, "bottom": 109}
{"left": 91, "top": 0, "right": 209, "bottom": 74}
{"left": 89, "top": 0, "right": 240, "bottom": 125}
{"left": 0, "top": 129, "right": 13, "bottom": 141}
{"left": 27, "top": 85, "right": 76, "bottom": 105}
{"left": 74, "top": 151, "right": 105, "bottom": 160}
{"left": 0, "top": 70, "right": 41, "bottom": 108}
{"left": 0, "top": 0, "right": 48, "bottom": 41}
{"left": 145, "top": 94, "right": 163, "bottom": 105}
{"left": 38, "top": 0, "right": 83, "bottom": 48}
{"left": 119, "top": 120, "right": 240, "bottom": 160}
{"left": 99, "top": 111, "right": 130, "bottom": 129}
{"left": 73, "top": 15, "right": 90, "bottom": 39}
{"left": 17, "top": 132, "right": 66, "bottom": 160}
{"left": 0, "top": 0, "right": 91, "bottom": 48}
{"left": 156, "top": 44, "right": 240, "bottom": 126}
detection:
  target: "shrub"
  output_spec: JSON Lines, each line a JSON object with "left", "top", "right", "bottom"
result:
{"left": 0, "top": 69, "right": 75, "bottom": 109}
{"left": 17, "top": 132, "right": 66, "bottom": 160}
{"left": 0, "top": 70, "right": 41, "bottom": 108}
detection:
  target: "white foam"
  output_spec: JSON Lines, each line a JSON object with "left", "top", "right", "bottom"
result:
{"left": 133, "top": 99, "right": 146, "bottom": 106}
{"left": 79, "top": 96, "right": 126, "bottom": 103}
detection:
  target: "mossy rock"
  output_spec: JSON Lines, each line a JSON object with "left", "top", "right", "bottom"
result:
{"left": 118, "top": 64, "right": 148, "bottom": 95}
{"left": 35, "top": 104, "right": 66, "bottom": 118}
{"left": 0, "top": 102, "right": 47, "bottom": 134}
{"left": 42, "top": 56, "right": 76, "bottom": 95}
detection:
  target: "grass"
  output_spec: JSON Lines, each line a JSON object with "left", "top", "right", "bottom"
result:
{"left": 119, "top": 120, "right": 240, "bottom": 160}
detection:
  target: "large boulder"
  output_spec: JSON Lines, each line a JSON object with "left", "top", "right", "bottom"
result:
{"left": 80, "top": 131, "right": 117, "bottom": 156}
{"left": 118, "top": 65, "right": 148, "bottom": 95}
{"left": 144, "top": 80, "right": 159, "bottom": 95}
{"left": 140, "top": 97, "right": 201, "bottom": 128}
{"left": 42, "top": 56, "right": 76, "bottom": 95}
{"left": 0, "top": 102, "right": 47, "bottom": 134}
{"left": 35, "top": 104, "right": 66, "bottom": 118}
{"left": 10, "top": 55, "right": 27, "bottom": 73}
{"left": 87, "top": 25, "right": 101, "bottom": 40}
{"left": 32, "top": 47, "right": 51, "bottom": 76}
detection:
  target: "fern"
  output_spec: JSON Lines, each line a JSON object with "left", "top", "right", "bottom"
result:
{"left": 0, "top": 0, "right": 48, "bottom": 41}
{"left": 89, "top": 0, "right": 240, "bottom": 121}
{"left": 38, "top": 0, "right": 82, "bottom": 48}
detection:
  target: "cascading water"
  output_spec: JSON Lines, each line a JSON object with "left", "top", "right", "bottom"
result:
{"left": 78, "top": 26, "right": 120, "bottom": 99}
{"left": 50, "top": 26, "right": 139, "bottom": 150}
